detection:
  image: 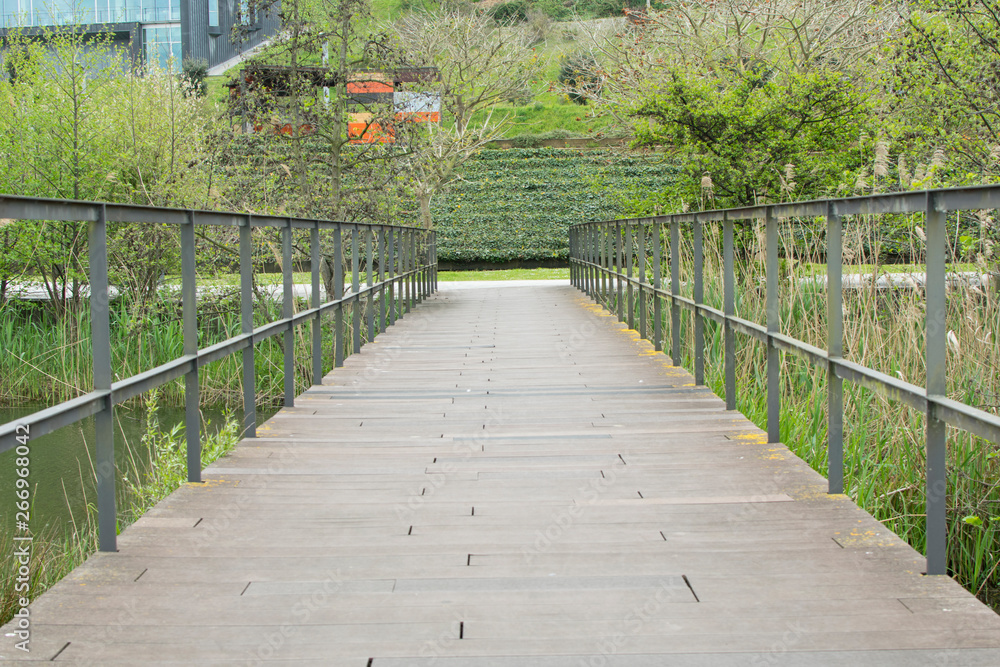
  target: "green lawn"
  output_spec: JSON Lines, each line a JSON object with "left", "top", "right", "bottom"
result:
{"left": 160, "top": 268, "right": 570, "bottom": 287}
{"left": 438, "top": 268, "right": 570, "bottom": 281}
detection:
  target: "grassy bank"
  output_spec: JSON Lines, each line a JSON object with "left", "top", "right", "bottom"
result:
{"left": 439, "top": 268, "right": 569, "bottom": 280}
{"left": 594, "top": 217, "right": 1000, "bottom": 607}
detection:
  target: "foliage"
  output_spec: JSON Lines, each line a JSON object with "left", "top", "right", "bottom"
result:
{"left": 630, "top": 68, "right": 872, "bottom": 208}
{"left": 558, "top": 53, "right": 602, "bottom": 105}
{"left": 179, "top": 57, "right": 209, "bottom": 98}
{"left": 121, "top": 391, "right": 240, "bottom": 514}
{"left": 490, "top": 1, "right": 529, "bottom": 23}
{"left": 0, "top": 27, "right": 218, "bottom": 317}
{"left": 427, "top": 147, "right": 679, "bottom": 263}
{"left": 883, "top": 0, "right": 1000, "bottom": 182}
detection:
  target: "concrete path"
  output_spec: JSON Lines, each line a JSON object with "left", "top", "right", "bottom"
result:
{"left": 4, "top": 283, "right": 1000, "bottom": 665}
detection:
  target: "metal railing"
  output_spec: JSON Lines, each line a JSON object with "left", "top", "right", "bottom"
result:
{"left": 569, "top": 185, "right": 1000, "bottom": 576}
{"left": 0, "top": 194, "right": 437, "bottom": 552}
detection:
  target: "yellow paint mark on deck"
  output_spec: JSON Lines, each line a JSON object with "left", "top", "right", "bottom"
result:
{"left": 186, "top": 478, "right": 241, "bottom": 489}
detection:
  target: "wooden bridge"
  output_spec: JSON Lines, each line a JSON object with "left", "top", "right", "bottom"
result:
{"left": 4, "top": 281, "right": 1000, "bottom": 665}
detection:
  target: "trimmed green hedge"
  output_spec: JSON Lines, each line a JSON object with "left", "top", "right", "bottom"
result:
{"left": 431, "top": 148, "right": 680, "bottom": 264}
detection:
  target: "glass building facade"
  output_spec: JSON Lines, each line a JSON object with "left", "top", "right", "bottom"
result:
{"left": 0, "top": 0, "right": 181, "bottom": 27}
{"left": 143, "top": 24, "right": 179, "bottom": 70}
{"left": 1, "top": 1, "right": 280, "bottom": 74}
{"left": 1, "top": 1, "right": 183, "bottom": 70}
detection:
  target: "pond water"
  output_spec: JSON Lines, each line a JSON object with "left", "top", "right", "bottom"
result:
{"left": 0, "top": 404, "right": 270, "bottom": 538}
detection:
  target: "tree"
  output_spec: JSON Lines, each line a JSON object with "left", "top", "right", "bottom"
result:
{"left": 631, "top": 68, "right": 871, "bottom": 207}
{"left": 569, "top": 0, "right": 892, "bottom": 208}
{"left": 0, "top": 27, "right": 216, "bottom": 316}
{"left": 227, "top": 0, "right": 418, "bottom": 298}
{"left": 0, "top": 27, "right": 125, "bottom": 317}
{"left": 392, "top": 9, "right": 541, "bottom": 229}
{"left": 886, "top": 0, "right": 1000, "bottom": 176}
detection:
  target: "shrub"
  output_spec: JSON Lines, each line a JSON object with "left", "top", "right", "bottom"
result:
{"left": 490, "top": 1, "right": 528, "bottom": 23}
{"left": 180, "top": 57, "right": 209, "bottom": 97}
{"left": 558, "top": 53, "right": 602, "bottom": 105}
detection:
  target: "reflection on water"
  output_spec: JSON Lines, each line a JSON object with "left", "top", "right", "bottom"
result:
{"left": 0, "top": 404, "right": 261, "bottom": 538}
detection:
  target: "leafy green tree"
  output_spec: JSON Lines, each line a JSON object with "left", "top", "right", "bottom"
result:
{"left": 885, "top": 0, "right": 1000, "bottom": 178}
{"left": 631, "top": 68, "right": 871, "bottom": 207}
{"left": 578, "top": 0, "right": 890, "bottom": 209}
{"left": 0, "top": 27, "right": 216, "bottom": 316}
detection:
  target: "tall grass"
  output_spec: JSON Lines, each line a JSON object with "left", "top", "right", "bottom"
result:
{"left": 601, "top": 214, "right": 1000, "bottom": 607}
{"left": 0, "top": 287, "right": 385, "bottom": 407}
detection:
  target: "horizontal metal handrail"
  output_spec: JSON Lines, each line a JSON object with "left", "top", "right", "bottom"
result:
{"left": 0, "top": 194, "right": 438, "bottom": 552}
{"left": 569, "top": 186, "right": 1000, "bottom": 577}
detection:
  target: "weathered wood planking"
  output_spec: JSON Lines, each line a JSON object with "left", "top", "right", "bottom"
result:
{"left": 3, "top": 282, "right": 1000, "bottom": 665}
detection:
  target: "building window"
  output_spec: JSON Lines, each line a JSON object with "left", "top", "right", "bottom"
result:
{"left": 144, "top": 24, "right": 181, "bottom": 72}
{"left": 1, "top": 0, "right": 182, "bottom": 27}
{"left": 239, "top": 0, "right": 254, "bottom": 26}
{"left": 208, "top": 0, "right": 218, "bottom": 27}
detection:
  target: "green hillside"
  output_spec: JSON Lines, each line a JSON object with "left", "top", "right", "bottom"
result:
{"left": 429, "top": 148, "right": 680, "bottom": 265}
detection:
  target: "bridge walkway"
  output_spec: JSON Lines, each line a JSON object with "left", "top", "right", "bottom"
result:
{"left": 5, "top": 282, "right": 1000, "bottom": 665}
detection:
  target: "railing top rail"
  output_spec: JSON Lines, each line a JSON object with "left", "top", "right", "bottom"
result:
{"left": 571, "top": 184, "right": 1000, "bottom": 227}
{"left": 0, "top": 193, "right": 426, "bottom": 232}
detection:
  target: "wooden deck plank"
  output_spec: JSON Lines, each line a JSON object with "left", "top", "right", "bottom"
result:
{"left": 3, "top": 282, "right": 1000, "bottom": 664}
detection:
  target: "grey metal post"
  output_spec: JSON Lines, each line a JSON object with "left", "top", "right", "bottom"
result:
{"left": 311, "top": 223, "right": 322, "bottom": 385}
{"left": 576, "top": 228, "right": 581, "bottom": 290}
{"left": 90, "top": 204, "right": 116, "bottom": 552}
{"left": 569, "top": 227, "right": 583, "bottom": 291}
{"left": 577, "top": 227, "right": 582, "bottom": 291}
{"left": 693, "top": 214, "right": 704, "bottom": 386}
{"left": 282, "top": 219, "right": 295, "bottom": 408}
{"left": 638, "top": 220, "right": 647, "bottom": 340}
{"left": 378, "top": 227, "right": 387, "bottom": 333}
{"left": 601, "top": 227, "right": 606, "bottom": 303}
{"left": 569, "top": 228, "right": 574, "bottom": 287}
{"left": 827, "top": 205, "right": 844, "bottom": 494}
{"left": 403, "top": 229, "right": 411, "bottom": 315}
{"left": 596, "top": 227, "right": 602, "bottom": 305}
{"left": 422, "top": 232, "right": 428, "bottom": 298}
{"left": 670, "top": 218, "right": 681, "bottom": 366}
{"left": 366, "top": 227, "right": 375, "bottom": 342}
{"left": 334, "top": 225, "right": 344, "bottom": 367}
{"left": 576, "top": 227, "right": 582, "bottom": 292}
{"left": 352, "top": 227, "right": 361, "bottom": 353}
{"left": 723, "top": 213, "right": 736, "bottom": 411}
{"left": 653, "top": 219, "right": 662, "bottom": 352}
{"left": 387, "top": 227, "right": 397, "bottom": 326}
{"left": 616, "top": 222, "right": 624, "bottom": 322}
{"left": 626, "top": 221, "right": 635, "bottom": 329}
{"left": 423, "top": 231, "right": 431, "bottom": 299}
{"left": 240, "top": 216, "right": 256, "bottom": 438}
{"left": 925, "top": 192, "right": 948, "bottom": 575}
{"left": 590, "top": 225, "right": 601, "bottom": 300}
{"left": 409, "top": 230, "right": 417, "bottom": 310}
{"left": 766, "top": 208, "right": 780, "bottom": 444}
{"left": 182, "top": 211, "right": 201, "bottom": 483}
